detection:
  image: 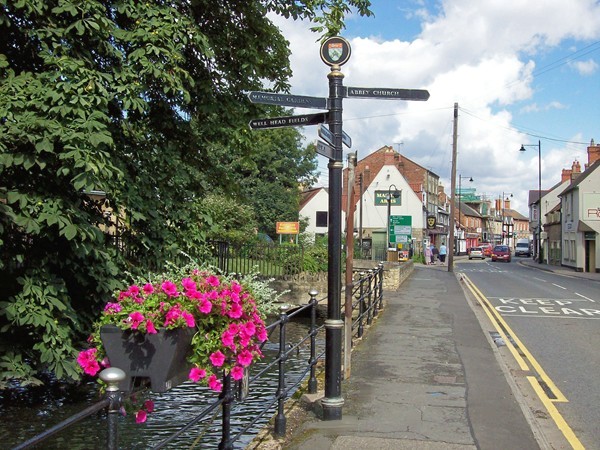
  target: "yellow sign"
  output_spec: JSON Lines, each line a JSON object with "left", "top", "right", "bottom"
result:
{"left": 276, "top": 222, "right": 300, "bottom": 234}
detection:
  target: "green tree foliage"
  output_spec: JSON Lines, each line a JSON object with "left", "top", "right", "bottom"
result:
{"left": 0, "top": 0, "right": 372, "bottom": 387}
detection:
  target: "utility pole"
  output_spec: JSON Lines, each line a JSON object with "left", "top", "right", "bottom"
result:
{"left": 358, "top": 174, "right": 363, "bottom": 254}
{"left": 448, "top": 102, "right": 458, "bottom": 272}
{"left": 344, "top": 152, "right": 357, "bottom": 379}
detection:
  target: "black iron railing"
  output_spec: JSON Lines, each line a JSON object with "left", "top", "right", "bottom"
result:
{"left": 12, "top": 266, "right": 385, "bottom": 450}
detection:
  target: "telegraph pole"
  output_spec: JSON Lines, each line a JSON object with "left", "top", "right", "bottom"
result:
{"left": 448, "top": 102, "right": 458, "bottom": 272}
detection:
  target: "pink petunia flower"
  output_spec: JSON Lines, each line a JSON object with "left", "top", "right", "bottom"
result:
{"left": 237, "top": 349, "right": 254, "bottom": 367}
{"left": 146, "top": 319, "right": 157, "bottom": 334}
{"left": 144, "top": 400, "right": 155, "bottom": 413}
{"left": 189, "top": 367, "right": 207, "bottom": 382}
{"left": 182, "top": 311, "right": 195, "bottom": 327}
{"left": 198, "top": 299, "right": 212, "bottom": 314}
{"left": 77, "top": 348, "right": 100, "bottom": 376}
{"left": 231, "top": 281, "right": 242, "bottom": 294}
{"left": 128, "top": 311, "right": 145, "bottom": 329}
{"left": 241, "top": 321, "right": 256, "bottom": 337}
{"left": 143, "top": 283, "right": 154, "bottom": 295}
{"left": 206, "top": 275, "right": 220, "bottom": 287}
{"left": 209, "top": 350, "right": 226, "bottom": 367}
{"left": 231, "top": 365, "right": 244, "bottom": 381}
{"left": 221, "top": 330, "right": 235, "bottom": 347}
{"left": 227, "top": 303, "right": 243, "bottom": 319}
{"left": 208, "top": 374, "right": 223, "bottom": 392}
{"left": 181, "top": 277, "right": 196, "bottom": 292}
{"left": 104, "top": 302, "right": 122, "bottom": 314}
{"left": 135, "top": 410, "right": 147, "bottom": 423}
{"left": 257, "top": 327, "right": 268, "bottom": 342}
{"left": 161, "top": 280, "right": 179, "bottom": 297}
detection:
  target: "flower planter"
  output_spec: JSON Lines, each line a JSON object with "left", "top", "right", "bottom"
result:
{"left": 100, "top": 324, "right": 195, "bottom": 393}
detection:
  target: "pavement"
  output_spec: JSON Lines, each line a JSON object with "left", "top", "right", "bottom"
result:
{"left": 276, "top": 257, "right": 598, "bottom": 450}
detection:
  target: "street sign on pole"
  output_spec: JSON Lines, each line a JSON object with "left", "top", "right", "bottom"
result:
{"left": 316, "top": 140, "right": 334, "bottom": 160}
{"left": 247, "top": 91, "right": 328, "bottom": 110}
{"left": 249, "top": 112, "right": 328, "bottom": 130}
{"left": 345, "top": 86, "right": 430, "bottom": 101}
{"left": 318, "top": 124, "right": 352, "bottom": 149}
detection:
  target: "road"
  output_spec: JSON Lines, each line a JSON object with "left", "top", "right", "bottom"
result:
{"left": 456, "top": 257, "right": 600, "bottom": 450}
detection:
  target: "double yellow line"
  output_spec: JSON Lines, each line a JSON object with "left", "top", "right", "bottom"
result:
{"left": 461, "top": 274, "right": 584, "bottom": 449}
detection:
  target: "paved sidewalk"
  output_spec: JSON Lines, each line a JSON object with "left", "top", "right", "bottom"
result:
{"left": 283, "top": 264, "right": 541, "bottom": 450}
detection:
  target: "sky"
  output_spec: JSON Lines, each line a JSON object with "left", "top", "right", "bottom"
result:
{"left": 268, "top": 0, "right": 600, "bottom": 216}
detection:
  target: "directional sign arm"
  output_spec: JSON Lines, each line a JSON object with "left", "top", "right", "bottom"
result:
{"left": 247, "top": 91, "right": 329, "bottom": 110}
{"left": 344, "top": 86, "right": 430, "bottom": 101}
{"left": 249, "top": 112, "right": 328, "bottom": 130}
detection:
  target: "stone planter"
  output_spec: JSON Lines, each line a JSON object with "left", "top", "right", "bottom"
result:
{"left": 100, "top": 325, "right": 195, "bottom": 393}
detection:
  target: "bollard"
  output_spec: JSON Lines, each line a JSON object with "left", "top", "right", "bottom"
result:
{"left": 274, "top": 308, "right": 289, "bottom": 436}
{"left": 99, "top": 368, "right": 126, "bottom": 450}
{"left": 308, "top": 289, "right": 319, "bottom": 394}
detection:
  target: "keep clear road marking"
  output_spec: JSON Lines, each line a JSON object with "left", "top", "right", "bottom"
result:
{"left": 491, "top": 298, "right": 600, "bottom": 319}
{"left": 460, "top": 274, "right": 586, "bottom": 448}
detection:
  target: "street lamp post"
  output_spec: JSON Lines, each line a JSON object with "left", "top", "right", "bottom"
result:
{"left": 500, "top": 192, "right": 513, "bottom": 245}
{"left": 386, "top": 184, "right": 401, "bottom": 250}
{"left": 519, "top": 140, "right": 542, "bottom": 264}
{"left": 457, "top": 175, "right": 473, "bottom": 255}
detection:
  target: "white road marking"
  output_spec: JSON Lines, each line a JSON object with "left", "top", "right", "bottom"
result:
{"left": 575, "top": 292, "right": 596, "bottom": 302}
{"left": 552, "top": 283, "right": 567, "bottom": 290}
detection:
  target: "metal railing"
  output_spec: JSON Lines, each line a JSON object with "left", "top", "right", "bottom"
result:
{"left": 12, "top": 266, "right": 385, "bottom": 450}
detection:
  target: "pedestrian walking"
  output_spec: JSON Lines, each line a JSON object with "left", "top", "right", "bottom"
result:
{"left": 424, "top": 245, "right": 432, "bottom": 265}
{"left": 431, "top": 245, "right": 438, "bottom": 265}
{"left": 439, "top": 243, "right": 447, "bottom": 264}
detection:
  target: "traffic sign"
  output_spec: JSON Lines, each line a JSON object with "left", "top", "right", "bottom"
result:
{"left": 318, "top": 124, "right": 352, "bottom": 148}
{"left": 345, "top": 86, "right": 430, "bottom": 101}
{"left": 315, "top": 140, "right": 334, "bottom": 159}
{"left": 249, "top": 112, "right": 328, "bottom": 130}
{"left": 247, "top": 91, "right": 328, "bottom": 110}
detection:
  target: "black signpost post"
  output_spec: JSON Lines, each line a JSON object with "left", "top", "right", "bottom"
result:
{"left": 248, "top": 35, "right": 429, "bottom": 421}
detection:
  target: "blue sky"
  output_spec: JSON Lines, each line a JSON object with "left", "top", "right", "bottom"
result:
{"left": 270, "top": 0, "right": 600, "bottom": 215}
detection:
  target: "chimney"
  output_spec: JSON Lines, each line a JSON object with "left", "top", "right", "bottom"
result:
{"left": 561, "top": 168, "right": 572, "bottom": 183}
{"left": 587, "top": 139, "right": 600, "bottom": 168}
{"left": 384, "top": 146, "right": 396, "bottom": 165}
{"left": 503, "top": 198, "right": 511, "bottom": 210}
{"left": 571, "top": 160, "right": 582, "bottom": 182}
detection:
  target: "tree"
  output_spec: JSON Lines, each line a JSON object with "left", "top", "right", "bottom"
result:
{"left": 0, "top": 0, "right": 373, "bottom": 387}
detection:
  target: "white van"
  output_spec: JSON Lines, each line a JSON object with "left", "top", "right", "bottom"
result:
{"left": 515, "top": 239, "right": 531, "bottom": 257}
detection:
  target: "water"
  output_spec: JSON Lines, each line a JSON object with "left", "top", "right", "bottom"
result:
{"left": 2, "top": 318, "right": 322, "bottom": 449}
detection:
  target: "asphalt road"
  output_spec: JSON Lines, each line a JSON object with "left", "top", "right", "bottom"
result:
{"left": 456, "top": 258, "right": 600, "bottom": 450}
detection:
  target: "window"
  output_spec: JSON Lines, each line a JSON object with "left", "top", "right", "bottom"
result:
{"left": 316, "top": 211, "right": 328, "bottom": 228}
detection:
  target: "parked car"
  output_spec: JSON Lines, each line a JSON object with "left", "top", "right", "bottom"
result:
{"left": 491, "top": 245, "right": 512, "bottom": 262}
{"left": 468, "top": 246, "right": 485, "bottom": 260}
{"left": 479, "top": 243, "right": 493, "bottom": 257}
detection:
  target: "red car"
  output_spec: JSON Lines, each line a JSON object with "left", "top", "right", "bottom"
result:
{"left": 491, "top": 245, "right": 511, "bottom": 262}
{"left": 479, "top": 243, "right": 493, "bottom": 257}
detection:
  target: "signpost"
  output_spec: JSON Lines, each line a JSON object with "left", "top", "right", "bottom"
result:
{"left": 248, "top": 35, "right": 429, "bottom": 422}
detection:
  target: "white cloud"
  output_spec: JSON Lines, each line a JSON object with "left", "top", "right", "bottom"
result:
{"left": 568, "top": 58, "right": 599, "bottom": 75}
{"left": 268, "top": 0, "right": 600, "bottom": 214}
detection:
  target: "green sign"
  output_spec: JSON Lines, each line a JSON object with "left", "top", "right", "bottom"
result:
{"left": 375, "top": 190, "right": 402, "bottom": 205}
{"left": 389, "top": 215, "right": 411, "bottom": 243}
